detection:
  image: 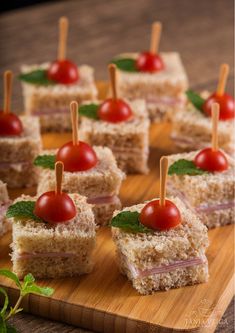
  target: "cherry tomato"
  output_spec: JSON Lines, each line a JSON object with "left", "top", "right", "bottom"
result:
{"left": 140, "top": 199, "right": 181, "bottom": 231}
{"left": 0, "top": 111, "right": 23, "bottom": 136}
{"left": 136, "top": 51, "right": 164, "bottom": 73}
{"left": 34, "top": 191, "right": 76, "bottom": 223}
{"left": 98, "top": 98, "right": 133, "bottom": 123}
{"left": 56, "top": 141, "right": 98, "bottom": 172}
{"left": 202, "top": 93, "right": 235, "bottom": 121}
{"left": 47, "top": 59, "right": 79, "bottom": 84}
{"left": 194, "top": 147, "right": 228, "bottom": 172}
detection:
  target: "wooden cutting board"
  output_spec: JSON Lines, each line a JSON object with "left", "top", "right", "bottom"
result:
{"left": 0, "top": 82, "right": 234, "bottom": 333}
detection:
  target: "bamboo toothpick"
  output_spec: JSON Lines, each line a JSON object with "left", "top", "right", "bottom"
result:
{"left": 150, "top": 21, "right": 162, "bottom": 54}
{"left": 55, "top": 161, "right": 64, "bottom": 194}
{"left": 211, "top": 103, "right": 220, "bottom": 151}
{"left": 70, "top": 101, "right": 79, "bottom": 145}
{"left": 4, "top": 70, "right": 13, "bottom": 113}
{"left": 58, "top": 16, "right": 68, "bottom": 61}
{"left": 216, "top": 64, "right": 229, "bottom": 96}
{"left": 159, "top": 156, "right": 168, "bottom": 206}
{"left": 108, "top": 64, "right": 117, "bottom": 100}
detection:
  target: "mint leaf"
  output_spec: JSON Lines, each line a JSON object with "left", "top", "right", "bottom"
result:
{"left": 18, "top": 69, "right": 56, "bottom": 85}
{"left": 23, "top": 273, "right": 35, "bottom": 285}
{"left": 6, "top": 201, "right": 43, "bottom": 223}
{"left": 168, "top": 159, "right": 208, "bottom": 175}
{"left": 111, "top": 211, "right": 152, "bottom": 233}
{"left": 0, "top": 270, "right": 21, "bottom": 289}
{"left": 34, "top": 154, "right": 55, "bottom": 170}
{"left": 111, "top": 58, "right": 138, "bottom": 72}
{"left": 0, "top": 287, "right": 9, "bottom": 317}
{"left": 22, "top": 285, "right": 54, "bottom": 297}
{"left": 186, "top": 90, "right": 205, "bottom": 112}
{"left": 79, "top": 104, "right": 99, "bottom": 120}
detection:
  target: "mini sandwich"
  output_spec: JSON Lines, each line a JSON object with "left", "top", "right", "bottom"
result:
{"left": 7, "top": 161, "right": 96, "bottom": 279}
{"left": 170, "top": 64, "right": 234, "bottom": 154}
{"left": 111, "top": 157, "right": 209, "bottom": 295}
{"left": 19, "top": 17, "right": 97, "bottom": 133}
{"left": 167, "top": 103, "right": 234, "bottom": 229}
{"left": 110, "top": 22, "right": 188, "bottom": 122}
{"left": 79, "top": 65, "right": 150, "bottom": 174}
{"left": 35, "top": 101, "right": 124, "bottom": 226}
{"left": 0, "top": 181, "right": 11, "bottom": 236}
{"left": 0, "top": 71, "right": 41, "bottom": 188}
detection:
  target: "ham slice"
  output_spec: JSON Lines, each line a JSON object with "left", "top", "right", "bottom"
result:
{"left": 33, "top": 109, "right": 69, "bottom": 116}
{"left": 87, "top": 195, "right": 119, "bottom": 205}
{"left": 17, "top": 251, "right": 76, "bottom": 260}
{"left": 126, "top": 257, "right": 204, "bottom": 279}
{"left": 146, "top": 96, "right": 185, "bottom": 106}
{"left": 0, "top": 161, "right": 30, "bottom": 171}
{"left": 196, "top": 201, "right": 235, "bottom": 213}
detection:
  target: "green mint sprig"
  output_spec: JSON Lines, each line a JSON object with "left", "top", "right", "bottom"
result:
{"left": 186, "top": 90, "right": 205, "bottom": 112}
{"left": 0, "top": 269, "right": 54, "bottom": 332}
{"left": 79, "top": 104, "right": 100, "bottom": 120}
{"left": 6, "top": 201, "right": 43, "bottom": 223}
{"left": 111, "top": 58, "right": 138, "bottom": 72}
{"left": 110, "top": 211, "right": 152, "bottom": 233}
{"left": 18, "top": 69, "right": 56, "bottom": 85}
{"left": 34, "top": 154, "right": 55, "bottom": 170}
{"left": 168, "top": 159, "right": 208, "bottom": 176}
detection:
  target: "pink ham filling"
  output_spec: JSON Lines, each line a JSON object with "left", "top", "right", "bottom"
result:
{"left": 33, "top": 109, "right": 69, "bottom": 116}
{"left": 87, "top": 195, "right": 118, "bottom": 205}
{"left": 0, "top": 161, "right": 30, "bottom": 170}
{"left": 127, "top": 257, "right": 205, "bottom": 279}
{"left": 146, "top": 96, "right": 185, "bottom": 106}
{"left": 196, "top": 201, "right": 234, "bottom": 213}
{"left": 17, "top": 251, "right": 76, "bottom": 260}
{"left": 168, "top": 182, "right": 234, "bottom": 214}
{"left": 0, "top": 202, "right": 10, "bottom": 220}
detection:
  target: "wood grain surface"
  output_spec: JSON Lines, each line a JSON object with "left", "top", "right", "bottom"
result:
{"left": 0, "top": 0, "right": 234, "bottom": 332}
{"left": 0, "top": 82, "right": 234, "bottom": 333}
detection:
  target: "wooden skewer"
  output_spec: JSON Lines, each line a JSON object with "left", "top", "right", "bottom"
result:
{"left": 4, "top": 70, "right": 13, "bottom": 113}
{"left": 55, "top": 161, "right": 64, "bottom": 194}
{"left": 159, "top": 156, "right": 168, "bottom": 206}
{"left": 216, "top": 64, "right": 229, "bottom": 96}
{"left": 70, "top": 101, "right": 79, "bottom": 145}
{"left": 211, "top": 103, "right": 220, "bottom": 151}
{"left": 58, "top": 16, "right": 68, "bottom": 61}
{"left": 150, "top": 21, "right": 162, "bottom": 54}
{"left": 108, "top": 64, "right": 117, "bottom": 100}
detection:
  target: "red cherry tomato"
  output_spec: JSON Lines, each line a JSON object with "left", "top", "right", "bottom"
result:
{"left": 140, "top": 199, "right": 181, "bottom": 231}
{"left": 47, "top": 59, "right": 79, "bottom": 84}
{"left": 136, "top": 51, "right": 164, "bottom": 73}
{"left": 202, "top": 93, "right": 235, "bottom": 121}
{"left": 194, "top": 147, "right": 228, "bottom": 172}
{"left": 56, "top": 141, "right": 98, "bottom": 172}
{"left": 0, "top": 111, "right": 23, "bottom": 136}
{"left": 98, "top": 98, "right": 133, "bottom": 123}
{"left": 34, "top": 191, "right": 76, "bottom": 223}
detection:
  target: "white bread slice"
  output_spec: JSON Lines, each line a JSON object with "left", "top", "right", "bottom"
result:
{"left": 111, "top": 197, "right": 209, "bottom": 295}
{"left": 10, "top": 193, "right": 96, "bottom": 279}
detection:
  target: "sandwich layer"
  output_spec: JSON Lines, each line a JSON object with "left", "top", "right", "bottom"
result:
{"left": 21, "top": 64, "right": 97, "bottom": 132}
{"left": 111, "top": 197, "right": 209, "bottom": 294}
{"left": 10, "top": 194, "right": 96, "bottom": 279}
